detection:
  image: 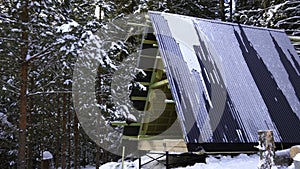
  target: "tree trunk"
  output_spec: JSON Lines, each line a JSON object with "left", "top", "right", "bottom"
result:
{"left": 74, "top": 112, "right": 79, "bottom": 169}
{"left": 95, "top": 146, "right": 101, "bottom": 169}
{"left": 55, "top": 94, "right": 61, "bottom": 169}
{"left": 258, "top": 130, "right": 275, "bottom": 169}
{"left": 219, "top": 0, "right": 225, "bottom": 21}
{"left": 41, "top": 108, "right": 45, "bottom": 169}
{"left": 18, "top": 0, "right": 29, "bottom": 168}
{"left": 67, "top": 96, "right": 71, "bottom": 169}
{"left": 27, "top": 78, "right": 34, "bottom": 169}
{"left": 229, "top": 0, "right": 233, "bottom": 21}
{"left": 61, "top": 94, "right": 67, "bottom": 169}
{"left": 27, "top": 104, "right": 32, "bottom": 169}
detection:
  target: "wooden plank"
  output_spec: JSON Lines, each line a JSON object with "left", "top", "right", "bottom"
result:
{"left": 138, "top": 139, "right": 188, "bottom": 152}
{"left": 140, "top": 55, "right": 160, "bottom": 59}
{"left": 138, "top": 139, "right": 187, "bottom": 147}
{"left": 197, "top": 151, "right": 258, "bottom": 155}
{"left": 111, "top": 122, "right": 141, "bottom": 126}
{"left": 155, "top": 70, "right": 163, "bottom": 80}
{"left": 291, "top": 42, "right": 300, "bottom": 45}
{"left": 131, "top": 96, "right": 147, "bottom": 101}
{"left": 165, "top": 99, "right": 175, "bottom": 104}
{"left": 127, "top": 22, "right": 151, "bottom": 27}
{"left": 146, "top": 124, "right": 173, "bottom": 127}
{"left": 289, "top": 36, "right": 300, "bottom": 42}
{"left": 139, "top": 82, "right": 150, "bottom": 86}
{"left": 150, "top": 79, "right": 169, "bottom": 89}
{"left": 143, "top": 39, "right": 157, "bottom": 45}
{"left": 140, "top": 54, "right": 159, "bottom": 135}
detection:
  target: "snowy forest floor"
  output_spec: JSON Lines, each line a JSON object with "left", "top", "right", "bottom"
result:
{"left": 81, "top": 153, "right": 296, "bottom": 169}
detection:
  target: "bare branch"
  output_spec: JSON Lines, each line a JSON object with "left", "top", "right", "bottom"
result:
{"left": 26, "top": 42, "right": 62, "bottom": 63}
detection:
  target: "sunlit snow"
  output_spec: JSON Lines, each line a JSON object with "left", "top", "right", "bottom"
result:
{"left": 95, "top": 153, "right": 295, "bottom": 169}
{"left": 57, "top": 21, "right": 79, "bottom": 33}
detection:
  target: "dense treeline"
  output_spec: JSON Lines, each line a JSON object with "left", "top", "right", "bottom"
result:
{"left": 0, "top": 0, "right": 297, "bottom": 168}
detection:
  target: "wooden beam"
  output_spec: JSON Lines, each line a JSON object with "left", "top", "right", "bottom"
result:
{"left": 197, "top": 151, "right": 258, "bottom": 155}
{"left": 143, "top": 39, "right": 157, "bottom": 45}
{"left": 291, "top": 42, "right": 300, "bottom": 45}
{"left": 139, "top": 82, "right": 150, "bottom": 86}
{"left": 289, "top": 36, "right": 300, "bottom": 42}
{"left": 131, "top": 96, "right": 147, "bottom": 101}
{"left": 150, "top": 79, "right": 169, "bottom": 89}
{"left": 165, "top": 99, "right": 175, "bottom": 104}
{"left": 127, "top": 22, "right": 151, "bottom": 27}
{"left": 140, "top": 50, "right": 161, "bottom": 135}
{"left": 111, "top": 122, "right": 141, "bottom": 126}
{"left": 138, "top": 139, "right": 188, "bottom": 152}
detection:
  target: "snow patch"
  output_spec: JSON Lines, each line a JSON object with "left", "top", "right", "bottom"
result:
{"left": 95, "top": 5, "right": 104, "bottom": 20}
{"left": 265, "top": 1, "right": 288, "bottom": 23}
{"left": 99, "top": 161, "right": 135, "bottom": 169}
{"left": 0, "top": 112, "right": 12, "bottom": 126}
{"left": 42, "top": 151, "right": 53, "bottom": 160}
{"left": 63, "top": 79, "right": 72, "bottom": 85}
{"left": 276, "top": 148, "right": 290, "bottom": 157}
{"left": 57, "top": 20, "right": 79, "bottom": 33}
{"left": 294, "top": 153, "right": 300, "bottom": 161}
{"left": 176, "top": 154, "right": 283, "bottom": 169}
{"left": 91, "top": 153, "right": 294, "bottom": 169}
{"left": 26, "top": 54, "right": 31, "bottom": 61}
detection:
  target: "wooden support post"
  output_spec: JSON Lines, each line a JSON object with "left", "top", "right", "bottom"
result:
{"left": 258, "top": 130, "right": 275, "bottom": 169}
{"left": 166, "top": 151, "right": 169, "bottom": 169}
{"left": 139, "top": 157, "right": 142, "bottom": 169}
{"left": 121, "top": 146, "right": 125, "bottom": 169}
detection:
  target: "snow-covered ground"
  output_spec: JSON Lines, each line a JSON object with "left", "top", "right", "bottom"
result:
{"left": 96, "top": 153, "right": 296, "bottom": 169}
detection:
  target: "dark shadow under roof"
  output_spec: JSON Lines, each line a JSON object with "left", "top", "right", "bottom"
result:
{"left": 148, "top": 11, "right": 300, "bottom": 146}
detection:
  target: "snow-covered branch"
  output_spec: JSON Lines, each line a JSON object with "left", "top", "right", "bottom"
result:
{"left": 28, "top": 90, "right": 72, "bottom": 96}
{"left": 25, "top": 42, "right": 63, "bottom": 62}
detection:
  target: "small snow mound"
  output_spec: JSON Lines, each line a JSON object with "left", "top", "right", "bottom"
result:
{"left": 99, "top": 161, "right": 135, "bottom": 169}
{"left": 176, "top": 154, "right": 259, "bottom": 169}
{"left": 42, "top": 151, "right": 53, "bottom": 160}
{"left": 288, "top": 163, "right": 295, "bottom": 169}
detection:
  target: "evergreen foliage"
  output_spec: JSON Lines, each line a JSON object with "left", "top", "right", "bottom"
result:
{"left": 0, "top": 0, "right": 297, "bottom": 168}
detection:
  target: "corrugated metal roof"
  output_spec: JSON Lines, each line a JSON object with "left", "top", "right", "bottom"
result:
{"left": 148, "top": 11, "right": 300, "bottom": 145}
